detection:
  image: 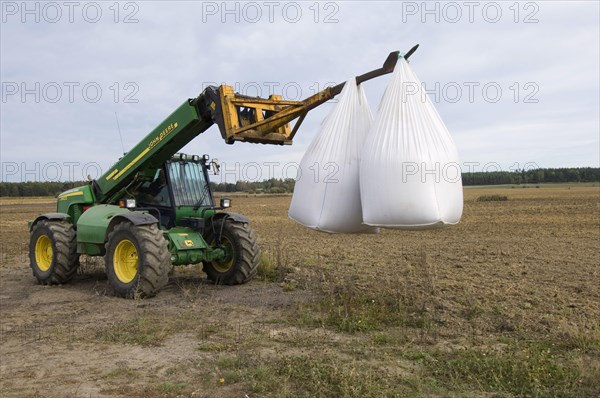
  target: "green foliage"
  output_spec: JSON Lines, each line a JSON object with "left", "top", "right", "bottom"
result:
{"left": 462, "top": 167, "right": 599, "bottom": 185}
{"left": 295, "top": 277, "right": 434, "bottom": 334}
{"left": 0, "top": 181, "right": 85, "bottom": 197}
{"left": 257, "top": 254, "right": 278, "bottom": 282}
{"left": 422, "top": 341, "right": 592, "bottom": 397}
{"left": 106, "top": 365, "right": 139, "bottom": 379}
{"left": 477, "top": 195, "right": 508, "bottom": 202}
{"left": 157, "top": 382, "right": 188, "bottom": 393}
{"left": 210, "top": 353, "right": 409, "bottom": 397}
{"left": 276, "top": 355, "right": 405, "bottom": 397}
{"left": 209, "top": 177, "right": 296, "bottom": 193}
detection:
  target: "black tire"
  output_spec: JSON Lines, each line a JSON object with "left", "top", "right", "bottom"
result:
{"left": 29, "top": 220, "right": 79, "bottom": 285}
{"left": 203, "top": 220, "right": 259, "bottom": 285}
{"left": 104, "top": 222, "right": 170, "bottom": 298}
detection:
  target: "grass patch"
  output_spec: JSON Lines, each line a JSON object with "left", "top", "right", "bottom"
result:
{"left": 95, "top": 316, "right": 172, "bottom": 346}
{"left": 209, "top": 353, "right": 286, "bottom": 393}
{"left": 157, "top": 382, "right": 188, "bottom": 393}
{"left": 555, "top": 322, "right": 600, "bottom": 353}
{"left": 102, "top": 382, "right": 192, "bottom": 398}
{"left": 106, "top": 365, "right": 139, "bottom": 379}
{"left": 197, "top": 341, "right": 236, "bottom": 352}
{"left": 209, "top": 353, "right": 417, "bottom": 397}
{"left": 477, "top": 194, "right": 508, "bottom": 201}
{"left": 295, "top": 284, "right": 439, "bottom": 333}
{"left": 296, "top": 289, "right": 397, "bottom": 332}
{"left": 294, "top": 266, "right": 439, "bottom": 334}
{"left": 277, "top": 355, "right": 407, "bottom": 397}
{"left": 257, "top": 244, "right": 293, "bottom": 283}
{"left": 421, "top": 340, "right": 598, "bottom": 397}
{"left": 257, "top": 253, "right": 278, "bottom": 282}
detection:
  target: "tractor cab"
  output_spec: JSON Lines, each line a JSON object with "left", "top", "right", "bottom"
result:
{"left": 129, "top": 153, "right": 219, "bottom": 229}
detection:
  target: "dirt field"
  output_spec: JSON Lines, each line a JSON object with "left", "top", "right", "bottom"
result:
{"left": 1, "top": 185, "right": 599, "bottom": 397}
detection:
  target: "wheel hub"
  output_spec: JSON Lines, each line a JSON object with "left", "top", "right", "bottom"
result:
{"left": 113, "top": 239, "right": 139, "bottom": 283}
{"left": 35, "top": 235, "right": 53, "bottom": 271}
{"left": 211, "top": 236, "right": 234, "bottom": 273}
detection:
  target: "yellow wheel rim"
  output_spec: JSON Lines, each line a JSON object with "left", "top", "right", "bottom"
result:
{"left": 212, "top": 236, "right": 234, "bottom": 273}
{"left": 35, "top": 235, "right": 53, "bottom": 271}
{"left": 113, "top": 239, "right": 138, "bottom": 283}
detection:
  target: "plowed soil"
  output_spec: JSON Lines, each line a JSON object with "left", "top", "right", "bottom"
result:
{"left": 1, "top": 185, "right": 599, "bottom": 397}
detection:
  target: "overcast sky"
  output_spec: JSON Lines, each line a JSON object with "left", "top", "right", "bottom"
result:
{"left": 1, "top": 1, "right": 599, "bottom": 183}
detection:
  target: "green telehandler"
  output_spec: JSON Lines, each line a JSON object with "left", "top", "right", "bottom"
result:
{"left": 28, "top": 46, "right": 419, "bottom": 298}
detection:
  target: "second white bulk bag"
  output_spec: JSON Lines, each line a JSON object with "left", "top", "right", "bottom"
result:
{"left": 360, "top": 58, "right": 463, "bottom": 229}
{"left": 289, "top": 78, "right": 377, "bottom": 234}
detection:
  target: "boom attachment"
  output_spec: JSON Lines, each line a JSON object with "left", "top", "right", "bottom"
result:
{"left": 96, "top": 46, "right": 419, "bottom": 201}
{"left": 198, "top": 45, "right": 419, "bottom": 145}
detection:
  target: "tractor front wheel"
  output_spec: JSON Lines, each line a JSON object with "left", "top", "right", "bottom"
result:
{"left": 104, "top": 222, "right": 170, "bottom": 298}
{"left": 29, "top": 220, "right": 79, "bottom": 284}
{"left": 203, "top": 220, "right": 259, "bottom": 285}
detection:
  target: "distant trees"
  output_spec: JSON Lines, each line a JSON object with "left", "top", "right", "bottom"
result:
{"left": 461, "top": 167, "right": 599, "bottom": 186}
{"left": 210, "top": 178, "right": 296, "bottom": 194}
{"left": 0, "top": 181, "right": 85, "bottom": 197}
{"left": 1, "top": 168, "right": 597, "bottom": 197}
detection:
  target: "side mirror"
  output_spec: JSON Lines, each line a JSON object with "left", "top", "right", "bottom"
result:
{"left": 210, "top": 159, "right": 220, "bottom": 175}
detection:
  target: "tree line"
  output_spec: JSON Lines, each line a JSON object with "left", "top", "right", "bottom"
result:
{"left": 210, "top": 178, "right": 296, "bottom": 194}
{"left": 0, "top": 168, "right": 598, "bottom": 197}
{"left": 461, "top": 167, "right": 599, "bottom": 185}
{"left": 0, "top": 181, "right": 85, "bottom": 197}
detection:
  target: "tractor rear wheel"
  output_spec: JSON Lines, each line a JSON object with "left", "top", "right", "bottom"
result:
{"left": 29, "top": 220, "right": 79, "bottom": 284}
{"left": 104, "top": 222, "right": 170, "bottom": 298}
{"left": 203, "top": 220, "right": 259, "bottom": 285}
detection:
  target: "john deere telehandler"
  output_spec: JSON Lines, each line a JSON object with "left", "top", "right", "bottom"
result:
{"left": 28, "top": 46, "right": 419, "bottom": 298}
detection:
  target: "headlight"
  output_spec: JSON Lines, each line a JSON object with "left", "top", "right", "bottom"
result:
{"left": 220, "top": 198, "right": 231, "bottom": 208}
{"left": 120, "top": 199, "right": 136, "bottom": 208}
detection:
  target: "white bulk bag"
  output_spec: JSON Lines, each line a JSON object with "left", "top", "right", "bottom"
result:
{"left": 289, "top": 78, "right": 378, "bottom": 234}
{"left": 360, "top": 58, "right": 463, "bottom": 229}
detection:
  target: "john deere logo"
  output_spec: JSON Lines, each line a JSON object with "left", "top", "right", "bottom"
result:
{"left": 184, "top": 240, "right": 194, "bottom": 247}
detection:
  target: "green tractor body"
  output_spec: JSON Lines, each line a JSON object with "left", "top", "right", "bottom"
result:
{"left": 28, "top": 98, "right": 260, "bottom": 298}
{"left": 53, "top": 156, "right": 232, "bottom": 266}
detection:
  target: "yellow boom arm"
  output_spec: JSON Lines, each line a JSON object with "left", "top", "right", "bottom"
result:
{"left": 196, "top": 45, "right": 419, "bottom": 145}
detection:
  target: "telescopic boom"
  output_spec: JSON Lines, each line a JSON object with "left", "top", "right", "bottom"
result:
{"left": 95, "top": 45, "right": 419, "bottom": 202}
